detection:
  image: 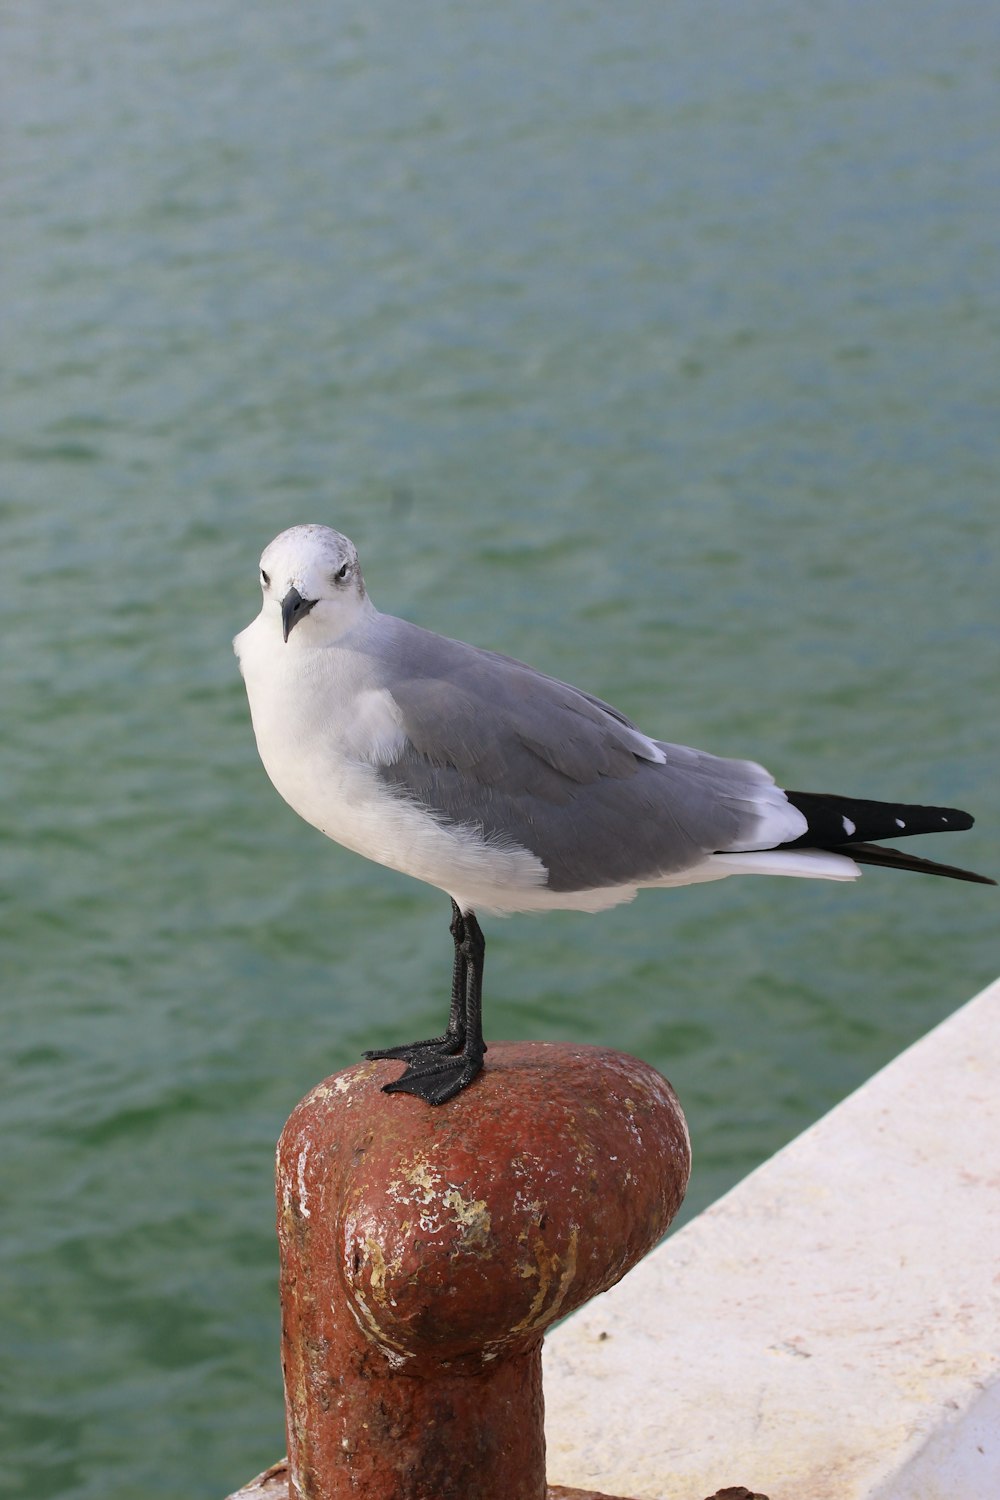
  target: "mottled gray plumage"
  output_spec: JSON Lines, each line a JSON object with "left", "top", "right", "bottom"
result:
{"left": 358, "top": 615, "right": 794, "bottom": 891}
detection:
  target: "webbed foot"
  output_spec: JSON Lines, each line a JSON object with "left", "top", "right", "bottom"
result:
{"left": 382, "top": 1048, "right": 485, "bottom": 1105}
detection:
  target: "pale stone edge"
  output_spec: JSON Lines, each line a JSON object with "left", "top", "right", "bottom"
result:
{"left": 543, "top": 973, "right": 1000, "bottom": 1500}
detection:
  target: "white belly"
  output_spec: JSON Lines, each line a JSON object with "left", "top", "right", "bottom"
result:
{"left": 236, "top": 622, "right": 548, "bottom": 912}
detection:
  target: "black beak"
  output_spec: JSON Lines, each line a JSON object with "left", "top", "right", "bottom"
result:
{"left": 281, "top": 587, "right": 317, "bottom": 642}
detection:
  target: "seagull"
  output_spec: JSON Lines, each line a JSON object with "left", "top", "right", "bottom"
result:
{"left": 234, "top": 524, "right": 993, "bottom": 1105}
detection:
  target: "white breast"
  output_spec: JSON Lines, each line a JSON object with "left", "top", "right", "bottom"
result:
{"left": 234, "top": 616, "right": 547, "bottom": 910}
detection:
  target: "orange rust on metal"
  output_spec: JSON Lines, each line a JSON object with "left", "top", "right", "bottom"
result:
{"left": 275, "top": 1040, "right": 690, "bottom": 1500}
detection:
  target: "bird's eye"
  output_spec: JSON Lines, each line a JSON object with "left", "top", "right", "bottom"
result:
{"left": 260, "top": 569, "right": 270, "bottom": 586}
{"left": 334, "top": 563, "right": 349, "bottom": 582}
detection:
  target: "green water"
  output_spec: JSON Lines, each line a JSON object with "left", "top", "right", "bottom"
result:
{"left": 3, "top": 3, "right": 998, "bottom": 1495}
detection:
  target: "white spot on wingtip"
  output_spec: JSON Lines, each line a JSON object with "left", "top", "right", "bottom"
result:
{"left": 896, "top": 818, "right": 906, "bottom": 828}
{"left": 842, "top": 816, "right": 856, "bottom": 836}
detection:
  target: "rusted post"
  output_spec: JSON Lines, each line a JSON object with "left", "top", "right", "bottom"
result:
{"left": 276, "top": 1040, "right": 690, "bottom": 1500}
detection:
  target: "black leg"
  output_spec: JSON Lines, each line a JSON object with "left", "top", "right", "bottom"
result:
{"left": 381, "top": 906, "right": 487, "bottom": 1105}
{"left": 443, "top": 899, "right": 469, "bottom": 1048}
{"left": 363, "top": 900, "right": 467, "bottom": 1062}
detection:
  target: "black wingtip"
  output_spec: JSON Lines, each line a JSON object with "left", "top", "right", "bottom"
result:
{"left": 779, "top": 791, "right": 993, "bottom": 884}
{"left": 784, "top": 791, "right": 978, "bottom": 848}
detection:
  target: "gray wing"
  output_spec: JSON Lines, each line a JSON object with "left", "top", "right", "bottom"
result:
{"left": 369, "top": 618, "right": 785, "bottom": 891}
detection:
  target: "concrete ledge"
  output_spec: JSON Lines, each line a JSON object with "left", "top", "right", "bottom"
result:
{"left": 543, "top": 975, "right": 1000, "bottom": 1500}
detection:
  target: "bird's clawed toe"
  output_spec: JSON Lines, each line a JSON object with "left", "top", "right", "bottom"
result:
{"left": 364, "top": 1030, "right": 464, "bottom": 1064}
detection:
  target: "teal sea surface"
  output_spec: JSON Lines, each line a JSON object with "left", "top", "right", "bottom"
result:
{"left": 3, "top": 3, "right": 999, "bottom": 1496}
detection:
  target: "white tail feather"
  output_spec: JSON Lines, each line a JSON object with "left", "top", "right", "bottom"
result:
{"left": 708, "top": 848, "right": 861, "bottom": 882}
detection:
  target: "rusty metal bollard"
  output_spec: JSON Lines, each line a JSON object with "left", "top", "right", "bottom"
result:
{"left": 275, "top": 1039, "right": 690, "bottom": 1500}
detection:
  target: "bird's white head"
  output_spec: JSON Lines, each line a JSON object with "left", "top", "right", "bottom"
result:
{"left": 257, "top": 525, "right": 371, "bottom": 645}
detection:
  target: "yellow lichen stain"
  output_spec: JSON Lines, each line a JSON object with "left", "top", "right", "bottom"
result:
{"left": 359, "top": 1234, "right": 404, "bottom": 1307}
{"left": 515, "top": 1217, "right": 540, "bottom": 1276}
{"left": 347, "top": 1285, "right": 409, "bottom": 1356}
{"left": 365, "top": 1237, "right": 389, "bottom": 1303}
{"left": 307, "top": 1062, "right": 379, "bottom": 1106}
{"left": 387, "top": 1152, "right": 444, "bottom": 1210}
{"left": 385, "top": 1153, "right": 493, "bottom": 1251}
{"left": 345, "top": 1241, "right": 408, "bottom": 1354}
{"left": 442, "top": 1188, "right": 492, "bottom": 1252}
{"left": 510, "top": 1225, "right": 579, "bottom": 1335}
